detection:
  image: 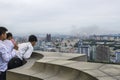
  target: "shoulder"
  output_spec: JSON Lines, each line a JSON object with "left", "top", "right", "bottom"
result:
{"left": 0, "top": 43, "right": 7, "bottom": 52}
{"left": 0, "top": 41, "right": 7, "bottom": 49}
{"left": 3, "top": 40, "right": 13, "bottom": 44}
{"left": 26, "top": 42, "right": 33, "bottom": 50}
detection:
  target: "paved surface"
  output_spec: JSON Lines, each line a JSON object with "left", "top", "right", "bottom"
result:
{"left": 7, "top": 51, "right": 120, "bottom": 80}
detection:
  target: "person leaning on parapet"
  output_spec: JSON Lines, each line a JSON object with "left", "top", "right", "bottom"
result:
{"left": 17, "top": 35, "right": 37, "bottom": 60}
{"left": 8, "top": 35, "right": 38, "bottom": 69}
{"left": 0, "top": 27, "right": 16, "bottom": 80}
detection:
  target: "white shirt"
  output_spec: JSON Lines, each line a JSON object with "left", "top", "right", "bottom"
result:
{"left": 3, "top": 40, "right": 16, "bottom": 57}
{"left": 3, "top": 40, "right": 14, "bottom": 52}
{"left": 16, "top": 42, "right": 33, "bottom": 60}
{"left": 0, "top": 40, "right": 13, "bottom": 72}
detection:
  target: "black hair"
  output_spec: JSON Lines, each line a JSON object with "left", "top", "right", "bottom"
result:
{"left": 0, "top": 27, "right": 8, "bottom": 36}
{"left": 28, "top": 35, "right": 37, "bottom": 42}
{"left": 7, "top": 32, "right": 13, "bottom": 39}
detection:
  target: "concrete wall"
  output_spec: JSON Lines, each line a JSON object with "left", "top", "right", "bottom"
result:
{"left": 7, "top": 51, "right": 120, "bottom": 80}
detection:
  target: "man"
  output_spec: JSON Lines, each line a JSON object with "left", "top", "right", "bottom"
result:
{"left": 8, "top": 35, "right": 38, "bottom": 69}
{"left": 16, "top": 35, "right": 37, "bottom": 60}
{"left": 0, "top": 27, "right": 14, "bottom": 80}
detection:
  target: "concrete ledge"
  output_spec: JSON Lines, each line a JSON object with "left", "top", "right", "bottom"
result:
{"left": 7, "top": 61, "right": 97, "bottom": 80}
{"left": 7, "top": 51, "right": 120, "bottom": 80}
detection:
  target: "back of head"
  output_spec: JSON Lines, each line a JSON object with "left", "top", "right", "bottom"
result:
{"left": 7, "top": 32, "right": 13, "bottom": 39}
{"left": 0, "top": 26, "right": 8, "bottom": 36}
{"left": 28, "top": 35, "right": 37, "bottom": 42}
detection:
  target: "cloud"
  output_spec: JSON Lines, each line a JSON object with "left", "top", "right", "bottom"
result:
{"left": 0, "top": 0, "right": 120, "bottom": 35}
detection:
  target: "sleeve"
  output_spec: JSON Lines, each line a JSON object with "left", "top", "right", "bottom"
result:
{"left": 11, "top": 49, "right": 17, "bottom": 58}
{"left": 23, "top": 45, "right": 33, "bottom": 60}
{"left": 0, "top": 47, "right": 12, "bottom": 62}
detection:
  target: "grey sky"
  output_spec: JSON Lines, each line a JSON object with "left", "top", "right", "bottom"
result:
{"left": 0, "top": 0, "right": 120, "bottom": 35}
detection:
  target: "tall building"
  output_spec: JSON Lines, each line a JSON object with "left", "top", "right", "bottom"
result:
{"left": 95, "top": 45, "right": 110, "bottom": 63}
{"left": 78, "top": 40, "right": 90, "bottom": 59}
{"left": 46, "top": 34, "right": 51, "bottom": 42}
{"left": 90, "top": 45, "right": 96, "bottom": 61}
{"left": 115, "top": 51, "right": 120, "bottom": 63}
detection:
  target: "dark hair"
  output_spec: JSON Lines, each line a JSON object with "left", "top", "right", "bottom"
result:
{"left": 28, "top": 35, "right": 37, "bottom": 42}
{"left": 7, "top": 32, "right": 13, "bottom": 39}
{"left": 0, "top": 27, "right": 8, "bottom": 36}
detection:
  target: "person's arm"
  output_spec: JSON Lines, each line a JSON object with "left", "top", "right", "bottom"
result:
{"left": 23, "top": 46, "right": 33, "bottom": 60}
{"left": 11, "top": 49, "right": 17, "bottom": 58}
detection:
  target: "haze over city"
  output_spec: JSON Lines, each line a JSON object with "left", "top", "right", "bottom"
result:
{"left": 0, "top": 0, "right": 120, "bottom": 35}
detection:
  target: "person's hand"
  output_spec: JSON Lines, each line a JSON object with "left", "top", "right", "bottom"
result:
{"left": 11, "top": 39, "right": 16, "bottom": 45}
{"left": 14, "top": 45, "right": 18, "bottom": 50}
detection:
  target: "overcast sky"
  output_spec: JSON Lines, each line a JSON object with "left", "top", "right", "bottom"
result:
{"left": 0, "top": 0, "right": 120, "bottom": 35}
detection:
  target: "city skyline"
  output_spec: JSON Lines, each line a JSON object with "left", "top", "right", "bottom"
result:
{"left": 0, "top": 0, "right": 120, "bottom": 35}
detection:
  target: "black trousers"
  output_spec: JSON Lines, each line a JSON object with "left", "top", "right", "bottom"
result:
{"left": 8, "top": 57, "right": 23, "bottom": 69}
{"left": 0, "top": 71, "right": 6, "bottom": 80}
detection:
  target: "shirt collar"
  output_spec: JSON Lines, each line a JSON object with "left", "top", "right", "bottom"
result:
{"left": 28, "top": 42, "right": 32, "bottom": 46}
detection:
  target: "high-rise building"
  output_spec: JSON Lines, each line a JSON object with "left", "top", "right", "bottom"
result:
{"left": 46, "top": 34, "right": 51, "bottom": 42}
{"left": 115, "top": 51, "right": 120, "bottom": 63}
{"left": 78, "top": 40, "right": 90, "bottom": 59}
{"left": 95, "top": 45, "right": 110, "bottom": 63}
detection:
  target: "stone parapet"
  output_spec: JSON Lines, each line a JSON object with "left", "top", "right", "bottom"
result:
{"left": 7, "top": 51, "right": 120, "bottom": 80}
